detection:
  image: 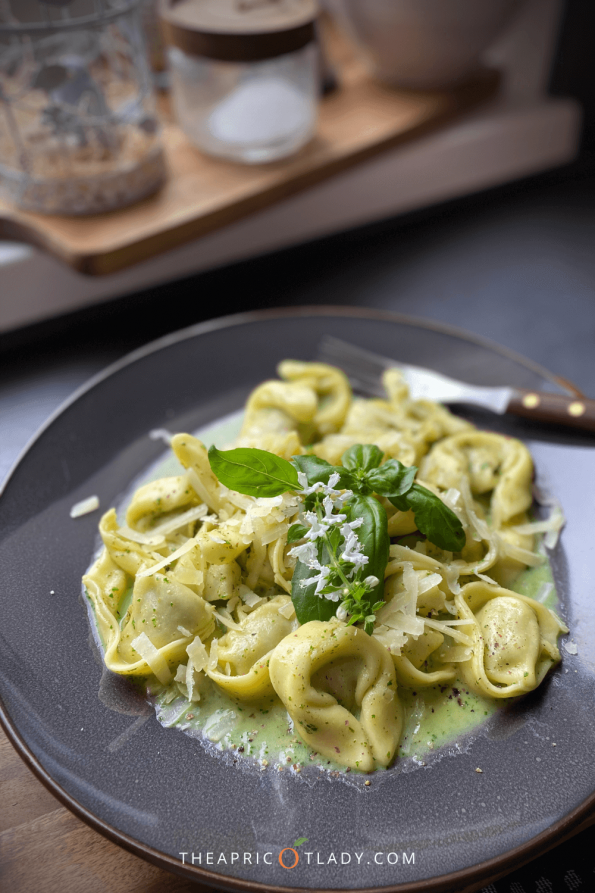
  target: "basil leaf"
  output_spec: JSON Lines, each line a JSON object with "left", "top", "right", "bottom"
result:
{"left": 342, "top": 444, "right": 384, "bottom": 474}
{"left": 291, "top": 454, "right": 354, "bottom": 489}
{"left": 287, "top": 523, "right": 309, "bottom": 543}
{"left": 291, "top": 548, "right": 337, "bottom": 625}
{"left": 366, "top": 459, "right": 417, "bottom": 498}
{"left": 403, "top": 483, "right": 466, "bottom": 552}
{"left": 388, "top": 494, "right": 410, "bottom": 512}
{"left": 347, "top": 494, "right": 389, "bottom": 605}
{"left": 208, "top": 446, "right": 301, "bottom": 497}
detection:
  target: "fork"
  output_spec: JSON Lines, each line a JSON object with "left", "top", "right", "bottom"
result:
{"left": 317, "top": 336, "right": 595, "bottom": 433}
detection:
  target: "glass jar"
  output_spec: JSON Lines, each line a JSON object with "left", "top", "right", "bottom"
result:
{"left": 161, "top": 0, "right": 319, "bottom": 164}
{"left": 0, "top": 0, "right": 166, "bottom": 215}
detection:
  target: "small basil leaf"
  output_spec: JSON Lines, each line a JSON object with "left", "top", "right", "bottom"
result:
{"left": 287, "top": 523, "right": 309, "bottom": 543}
{"left": 208, "top": 446, "right": 301, "bottom": 497}
{"left": 292, "top": 455, "right": 354, "bottom": 489}
{"left": 405, "top": 483, "right": 466, "bottom": 552}
{"left": 366, "top": 460, "right": 417, "bottom": 497}
{"left": 347, "top": 494, "right": 389, "bottom": 606}
{"left": 342, "top": 444, "right": 384, "bottom": 473}
{"left": 291, "top": 551, "right": 337, "bottom": 625}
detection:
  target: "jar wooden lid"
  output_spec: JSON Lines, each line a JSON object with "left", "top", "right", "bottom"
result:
{"left": 160, "top": 0, "right": 318, "bottom": 62}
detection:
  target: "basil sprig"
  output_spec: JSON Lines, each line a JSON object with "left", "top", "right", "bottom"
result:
{"left": 342, "top": 444, "right": 465, "bottom": 552}
{"left": 207, "top": 442, "right": 465, "bottom": 632}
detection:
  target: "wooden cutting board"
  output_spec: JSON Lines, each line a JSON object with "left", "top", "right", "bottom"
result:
{"left": 0, "top": 34, "right": 499, "bottom": 277}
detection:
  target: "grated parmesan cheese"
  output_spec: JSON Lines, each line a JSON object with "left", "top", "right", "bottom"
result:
{"left": 70, "top": 495, "right": 99, "bottom": 518}
{"left": 214, "top": 610, "right": 241, "bottom": 631}
{"left": 185, "top": 468, "right": 219, "bottom": 512}
{"left": 149, "top": 504, "right": 209, "bottom": 538}
{"left": 423, "top": 617, "right": 473, "bottom": 646}
{"left": 149, "top": 428, "right": 174, "bottom": 445}
{"left": 278, "top": 601, "right": 296, "bottom": 620}
{"left": 136, "top": 537, "right": 199, "bottom": 578}
{"left": 117, "top": 525, "right": 165, "bottom": 547}
{"left": 131, "top": 632, "right": 172, "bottom": 683}
{"left": 208, "top": 639, "right": 219, "bottom": 671}
{"left": 187, "top": 636, "right": 209, "bottom": 673}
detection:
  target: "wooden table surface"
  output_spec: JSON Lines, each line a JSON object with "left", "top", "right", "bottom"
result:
{"left": 0, "top": 725, "right": 210, "bottom": 892}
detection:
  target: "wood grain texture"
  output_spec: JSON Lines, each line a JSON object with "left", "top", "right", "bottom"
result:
{"left": 0, "top": 33, "right": 499, "bottom": 276}
{"left": 0, "top": 726, "right": 209, "bottom": 893}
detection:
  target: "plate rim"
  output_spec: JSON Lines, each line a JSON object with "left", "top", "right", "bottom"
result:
{"left": 0, "top": 304, "right": 590, "bottom": 893}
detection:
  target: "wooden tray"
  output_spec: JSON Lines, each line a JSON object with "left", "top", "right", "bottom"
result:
{"left": 0, "top": 40, "right": 498, "bottom": 276}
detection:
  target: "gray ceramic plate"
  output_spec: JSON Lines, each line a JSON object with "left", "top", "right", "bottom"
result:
{"left": 1, "top": 307, "right": 594, "bottom": 893}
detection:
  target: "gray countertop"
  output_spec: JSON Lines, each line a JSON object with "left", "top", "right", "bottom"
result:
{"left": 2, "top": 159, "right": 594, "bottom": 491}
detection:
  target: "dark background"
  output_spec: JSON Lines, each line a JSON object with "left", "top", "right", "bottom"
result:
{"left": 551, "top": 0, "right": 595, "bottom": 154}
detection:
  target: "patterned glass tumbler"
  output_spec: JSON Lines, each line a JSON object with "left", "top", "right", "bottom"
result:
{"left": 0, "top": 0, "right": 166, "bottom": 214}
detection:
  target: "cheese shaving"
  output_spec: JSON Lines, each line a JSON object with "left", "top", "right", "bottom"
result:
{"left": 185, "top": 468, "right": 219, "bottom": 512}
{"left": 149, "top": 428, "right": 174, "bottom": 445}
{"left": 136, "top": 536, "right": 199, "bottom": 578}
{"left": 496, "top": 535, "right": 545, "bottom": 567}
{"left": 214, "top": 610, "right": 241, "bottom": 630}
{"left": 260, "top": 522, "right": 288, "bottom": 546}
{"left": 149, "top": 504, "right": 209, "bottom": 538}
{"left": 131, "top": 632, "right": 172, "bottom": 683}
{"left": 475, "top": 572, "right": 498, "bottom": 586}
{"left": 239, "top": 585, "right": 263, "bottom": 608}
{"left": 423, "top": 617, "right": 473, "bottom": 646}
{"left": 70, "top": 495, "right": 100, "bottom": 518}
{"left": 208, "top": 639, "right": 219, "bottom": 671}
{"left": 117, "top": 525, "right": 165, "bottom": 547}
{"left": 187, "top": 637, "right": 209, "bottom": 673}
{"left": 511, "top": 505, "right": 565, "bottom": 550}
{"left": 278, "top": 601, "right": 296, "bottom": 620}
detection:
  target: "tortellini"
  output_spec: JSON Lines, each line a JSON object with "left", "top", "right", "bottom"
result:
{"left": 269, "top": 621, "right": 402, "bottom": 772}
{"left": 125, "top": 475, "right": 199, "bottom": 532}
{"left": 420, "top": 431, "right": 533, "bottom": 527}
{"left": 83, "top": 360, "right": 568, "bottom": 776}
{"left": 456, "top": 582, "right": 567, "bottom": 698}
{"left": 207, "top": 596, "right": 297, "bottom": 700}
{"left": 235, "top": 361, "right": 351, "bottom": 458}
{"left": 83, "top": 557, "right": 215, "bottom": 680}
{"left": 393, "top": 627, "right": 455, "bottom": 687}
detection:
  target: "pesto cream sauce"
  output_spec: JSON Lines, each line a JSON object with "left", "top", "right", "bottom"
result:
{"left": 89, "top": 412, "right": 560, "bottom": 777}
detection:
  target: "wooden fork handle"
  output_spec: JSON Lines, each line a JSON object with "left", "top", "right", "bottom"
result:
{"left": 508, "top": 389, "right": 595, "bottom": 432}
